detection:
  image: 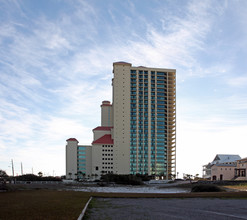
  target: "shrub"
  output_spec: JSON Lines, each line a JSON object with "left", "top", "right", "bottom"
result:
{"left": 191, "top": 184, "right": 225, "bottom": 192}
{"left": 101, "top": 174, "right": 143, "bottom": 185}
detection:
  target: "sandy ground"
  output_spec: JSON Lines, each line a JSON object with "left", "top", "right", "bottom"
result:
{"left": 85, "top": 197, "right": 247, "bottom": 220}
{"left": 5, "top": 182, "right": 191, "bottom": 193}
{"left": 72, "top": 185, "right": 189, "bottom": 193}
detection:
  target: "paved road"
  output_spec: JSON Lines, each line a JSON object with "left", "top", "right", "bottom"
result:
{"left": 85, "top": 198, "right": 247, "bottom": 220}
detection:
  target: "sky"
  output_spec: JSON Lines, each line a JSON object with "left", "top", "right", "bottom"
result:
{"left": 0, "top": 0, "right": 247, "bottom": 177}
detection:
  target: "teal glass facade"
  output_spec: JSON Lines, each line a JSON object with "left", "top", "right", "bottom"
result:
{"left": 77, "top": 146, "right": 86, "bottom": 173}
{"left": 130, "top": 69, "right": 168, "bottom": 176}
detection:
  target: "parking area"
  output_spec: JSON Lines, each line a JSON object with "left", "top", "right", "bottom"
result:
{"left": 85, "top": 197, "right": 247, "bottom": 220}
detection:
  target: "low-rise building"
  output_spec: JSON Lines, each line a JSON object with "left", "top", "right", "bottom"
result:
{"left": 203, "top": 154, "right": 241, "bottom": 179}
{"left": 211, "top": 163, "right": 236, "bottom": 181}
{"left": 235, "top": 157, "right": 247, "bottom": 180}
{"left": 66, "top": 138, "right": 92, "bottom": 180}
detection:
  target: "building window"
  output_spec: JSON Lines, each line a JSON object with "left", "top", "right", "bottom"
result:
{"left": 95, "top": 166, "right": 98, "bottom": 171}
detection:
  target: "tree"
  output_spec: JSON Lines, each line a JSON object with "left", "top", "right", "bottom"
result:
{"left": 194, "top": 174, "right": 200, "bottom": 180}
{"left": 78, "top": 171, "right": 83, "bottom": 180}
{"left": 0, "top": 170, "right": 8, "bottom": 181}
{"left": 68, "top": 172, "right": 72, "bottom": 180}
{"left": 82, "top": 173, "right": 86, "bottom": 179}
{"left": 38, "top": 172, "right": 43, "bottom": 177}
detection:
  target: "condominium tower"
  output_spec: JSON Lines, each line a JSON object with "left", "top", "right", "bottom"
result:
{"left": 66, "top": 62, "right": 176, "bottom": 179}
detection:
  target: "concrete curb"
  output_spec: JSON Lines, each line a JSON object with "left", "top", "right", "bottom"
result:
{"left": 77, "top": 196, "right": 92, "bottom": 220}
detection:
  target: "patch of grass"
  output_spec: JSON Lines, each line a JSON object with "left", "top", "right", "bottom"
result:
{"left": 224, "top": 183, "right": 247, "bottom": 191}
{"left": 0, "top": 190, "right": 91, "bottom": 220}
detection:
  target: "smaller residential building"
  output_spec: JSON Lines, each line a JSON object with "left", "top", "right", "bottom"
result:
{"left": 235, "top": 157, "right": 247, "bottom": 180}
{"left": 211, "top": 163, "right": 236, "bottom": 181}
{"left": 203, "top": 154, "right": 241, "bottom": 179}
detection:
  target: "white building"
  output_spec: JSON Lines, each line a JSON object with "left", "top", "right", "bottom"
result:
{"left": 66, "top": 62, "right": 176, "bottom": 180}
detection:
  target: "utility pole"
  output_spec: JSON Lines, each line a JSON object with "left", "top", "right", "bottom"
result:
{"left": 21, "top": 162, "right": 23, "bottom": 175}
{"left": 11, "top": 159, "right": 15, "bottom": 177}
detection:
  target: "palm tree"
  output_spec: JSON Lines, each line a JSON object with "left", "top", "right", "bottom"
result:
{"left": 68, "top": 172, "right": 72, "bottom": 180}
{"left": 78, "top": 171, "right": 83, "bottom": 180}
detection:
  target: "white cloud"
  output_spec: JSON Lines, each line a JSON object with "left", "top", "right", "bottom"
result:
{"left": 226, "top": 76, "right": 247, "bottom": 87}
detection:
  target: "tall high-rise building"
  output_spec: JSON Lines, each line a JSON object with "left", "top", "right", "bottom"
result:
{"left": 112, "top": 62, "right": 176, "bottom": 178}
{"left": 66, "top": 62, "right": 176, "bottom": 180}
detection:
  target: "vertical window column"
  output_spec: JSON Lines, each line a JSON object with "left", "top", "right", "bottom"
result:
{"left": 130, "top": 70, "right": 137, "bottom": 174}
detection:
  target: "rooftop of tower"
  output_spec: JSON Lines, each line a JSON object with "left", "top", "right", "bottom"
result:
{"left": 113, "top": 61, "right": 176, "bottom": 72}
{"left": 113, "top": 61, "right": 131, "bottom": 65}
{"left": 93, "top": 126, "right": 113, "bottom": 131}
{"left": 66, "top": 138, "right": 79, "bottom": 142}
{"left": 101, "top": 100, "right": 112, "bottom": 107}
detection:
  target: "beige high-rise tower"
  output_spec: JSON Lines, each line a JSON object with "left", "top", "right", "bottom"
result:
{"left": 112, "top": 62, "right": 176, "bottom": 179}
{"left": 66, "top": 61, "right": 176, "bottom": 180}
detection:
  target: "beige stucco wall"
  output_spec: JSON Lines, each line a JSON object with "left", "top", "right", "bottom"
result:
{"left": 66, "top": 140, "right": 92, "bottom": 179}
{"left": 211, "top": 165, "right": 235, "bottom": 180}
{"left": 66, "top": 140, "right": 78, "bottom": 179}
{"left": 101, "top": 103, "right": 113, "bottom": 127}
{"left": 92, "top": 144, "right": 102, "bottom": 177}
{"left": 93, "top": 130, "right": 111, "bottom": 141}
{"left": 112, "top": 63, "right": 131, "bottom": 174}
{"left": 92, "top": 144, "right": 114, "bottom": 178}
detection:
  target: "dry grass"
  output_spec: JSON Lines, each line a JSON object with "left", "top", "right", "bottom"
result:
{"left": 1, "top": 189, "right": 247, "bottom": 220}
{"left": 224, "top": 183, "right": 247, "bottom": 191}
{"left": 0, "top": 190, "right": 91, "bottom": 220}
